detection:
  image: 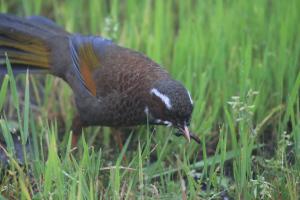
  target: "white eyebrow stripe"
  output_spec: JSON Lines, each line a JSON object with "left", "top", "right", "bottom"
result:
{"left": 150, "top": 88, "right": 172, "bottom": 109}
{"left": 187, "top": 90, "right": 193, "bottom": 105}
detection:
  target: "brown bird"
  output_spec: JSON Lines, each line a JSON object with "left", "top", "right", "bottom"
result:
{"left": 0, "top": 14, "right": 199, "bottom": 144}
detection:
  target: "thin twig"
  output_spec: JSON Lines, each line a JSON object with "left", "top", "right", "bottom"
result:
{"left": 100, "top": 166, "right": 136, "bottom": 171}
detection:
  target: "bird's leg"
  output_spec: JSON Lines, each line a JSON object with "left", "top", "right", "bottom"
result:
{"left": 111, "top": 128, "right": 124, "bottom": 150}
{"left": 111, "top": 128, "right": 127, "bottom": 161}
{"left": 71, "top": 115, "right": 83, "bottom": 147}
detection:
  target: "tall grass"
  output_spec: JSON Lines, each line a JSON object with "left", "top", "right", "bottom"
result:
{"left": 0, "top": 0, "right": 299, "bottom": 199}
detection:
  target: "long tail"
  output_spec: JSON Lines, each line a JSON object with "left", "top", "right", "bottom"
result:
{"left": 0, "top": 14, "right": 69, "bottom": 74}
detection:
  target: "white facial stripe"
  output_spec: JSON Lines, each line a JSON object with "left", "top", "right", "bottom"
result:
{"left": 150, "top": 88, "right": 172, "bottom": 109}
{"left": 155, "top": 119, "right": 172, "bottom": 127}
{"left": 187, "top": 90, "right": 193, "bottom": 105}
{"left": 164, "top": 121, "right": 173, "bottom": 127}
{"left": 155, "top": 119, "right": 162, "bottom": 123}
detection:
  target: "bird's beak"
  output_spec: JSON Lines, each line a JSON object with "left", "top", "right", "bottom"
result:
{"left": 174, "top": 125, "right": 201, "bottom": 144}
{"left": 182, "top": 125, "right": 191, "bottom": 143}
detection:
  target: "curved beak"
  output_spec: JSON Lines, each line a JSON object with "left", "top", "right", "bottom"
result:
{"left": 174, "top": 125, "right": 201, "bottom": 144}
{"left": 181, "top": 125, "right": 191, "bottom": 143}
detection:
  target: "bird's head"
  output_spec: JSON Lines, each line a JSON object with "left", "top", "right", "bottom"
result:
{"left": 144, "top": 79, "right": 194, "bottom": 142}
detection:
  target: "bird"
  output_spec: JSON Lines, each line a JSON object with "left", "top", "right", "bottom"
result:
{"left": 0, "top": 14, "right": 200, "bottom": 144}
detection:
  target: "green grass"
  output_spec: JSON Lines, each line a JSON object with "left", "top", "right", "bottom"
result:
{"left": 0, "top": 0, "right": 300, "bottom": 199}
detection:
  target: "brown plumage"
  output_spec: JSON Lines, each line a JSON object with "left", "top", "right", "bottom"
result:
{"left": 0, "top": 14, "right": 198, "bottom": 144}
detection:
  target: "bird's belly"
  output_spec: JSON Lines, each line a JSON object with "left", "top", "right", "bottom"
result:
{"left": 75, "top": 94, "right": 147, "bottom": 128}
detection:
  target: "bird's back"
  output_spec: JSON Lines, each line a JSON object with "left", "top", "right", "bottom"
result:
{"left": 75, "top": 38, "right": 171, "bottom": 127}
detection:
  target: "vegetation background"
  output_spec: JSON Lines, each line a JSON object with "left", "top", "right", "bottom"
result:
{"left": 0, "top": 0, "right": 299, "bottom": 199}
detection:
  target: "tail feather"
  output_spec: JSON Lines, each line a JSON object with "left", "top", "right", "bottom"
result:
{"left": 0, "top": 13, "right": 53, "bottom": 41}
{"left": 27, "top": 15, "right": 68, "bottom": 35}
{"left": 0, "top": 39, "right": 48, "bottom": 56}
{"left": 0, "top": 51, "right": 49, "bottom": 68}
{"left": 0, "top": 63, "right": 48, "bottom": 74}
{"left": 0, "top": 14, "right": 68, "bottom": 73}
